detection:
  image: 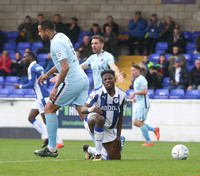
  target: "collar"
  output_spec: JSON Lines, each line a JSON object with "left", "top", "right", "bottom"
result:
{"left": 102, "top": 85, "right": 118, "bottom": 98}
{"left": 51, "top": 32, "right": 58, "bottom": 40}
{"left": 29, "top": 61, "right": 37, "bottom": 68}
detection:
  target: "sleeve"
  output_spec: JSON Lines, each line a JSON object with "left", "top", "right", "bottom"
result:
{"left": 22, "top": 68, "right": 36, "bottom": 89}
{"left": 85, "top": 90, "right": 98, "bottom": 106}
{"left": 51, "top": 41, "right": 69, "bottom": 61}
{"left": 107, "top": 53, "right": 115, "bottom": 65}
{"left": 128, "top": 20, "right": 135, "bottom": 30}
{"left": 84, "top": 55, "right": 92, "bottom": 66}
{"left": 141, "top": 77, "right": 148, "bottom": 89}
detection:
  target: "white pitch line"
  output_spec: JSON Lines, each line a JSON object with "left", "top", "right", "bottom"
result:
{"left": 0, "top": 158, "right": 81, "bottom": 164}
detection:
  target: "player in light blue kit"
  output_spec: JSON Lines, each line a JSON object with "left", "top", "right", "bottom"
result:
{"left": 82, "top": 70, "right": 127, "bottom": 161}
{"left": 81, "top": 35, "right": 124, "bottom": 89}
{"left": 129, "top": 65, "right": 160, "bottom": 146}
{"left": 34, "top": 20, "right": 89, "bottom": 157}
{"left": 14, "top": 51, "right": 64, "bottom": 148}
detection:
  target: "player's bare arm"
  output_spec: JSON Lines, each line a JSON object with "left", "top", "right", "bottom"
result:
{"left": 81, "top": 103, "right": 103, "bottom": 114}
{"left": 109, "top": 62, "right": 124, "bottom": 83}
{"left": 115, "top": 111, "right": 123, "bottom": 150}
{"left": 81, "top": 62, "right": 90, "bottom": 70}
{"left": 50, "top": 58, "right": 69, "bottom": 102}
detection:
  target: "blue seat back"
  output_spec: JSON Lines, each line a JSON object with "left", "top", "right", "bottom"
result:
{"left": 154, "top": 89, "right": 169, "bottom": 99}
{"left": 185, "top": 90, "right": 200, "bottom": 99}
{"left": 37, "top": 53, "right": 48, "bottom": 62}
{"left": 17, "top": 42, "right": 31, "bottom": 50}
{"left": 0, "top": 89, "right": 10, "bottom": 98}
{"left": 3, "top": 42, "right": 16, "bottom": 50}
{"left": 31, "top": 42, "right": 43, "bottom": 50}
{"left": 162, "top": 77, "right": 170, "bottom": 86}
{"left": 148, "top": 89, "right": 154, "bottom": 99}
{"left": 9, "top": 89, "right": 24, "bottom": 98}
{"left": 181, "top": 31, "right": 192, "bottom": 41}
{"left": 169, "top": 89, "right": 185, "bottom": 99}
{"left": 7, "top": 31, "right": 19, "bottom": 39}
{"left": 126, "top": 89, "right": 134, "bottom": 97}
{"left": 149, "top": 53, "right": 160, "bottom": 62}
{"left": 4, "top": 76, "right": 18, "bottom": 85}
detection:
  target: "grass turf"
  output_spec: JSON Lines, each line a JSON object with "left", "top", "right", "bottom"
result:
{"left": 0, "top": 139, "right": 199, "bottom": 176}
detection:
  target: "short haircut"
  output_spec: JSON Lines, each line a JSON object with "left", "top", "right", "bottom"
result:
{"left": 54, "top": 14, "right": 61, "bottom": 18}
{"left": 160, "top": 53, "right": 165, "bottom": 57}
{"left": 26, "top": 51, "right": 37, "bottom": 61}
{"left": 15, "top": 51, "right": 21, "bottom": 56}
{"left": 92, "top": 35, "right": 104, "bottom": 43}
{"left": 101, "top": 69, "right": 115, "bottom": 78}
{"left": 131, "top": 64, "right": 141, "bottom": 70}
{"left": 39, "top": 19, "right": 54, "bottom": 31}
{"left": 38, "top": 13, "right": 44, "bottom": 17}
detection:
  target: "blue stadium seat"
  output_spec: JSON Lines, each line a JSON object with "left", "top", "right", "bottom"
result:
{"left": 38, "top": 61, "right": 45, "bottom": 67}
{"left": 186, "top": 63, "right": 194, "bottom": 71}
{"left": 24, "top": 89, "right": 36, "bottom": 98}
{"left": 31, "top": 42, "right": 43, "bottom": 51}
{"left": 17, "top": 42, "right": 31, "bottom": 50}
{"left": 4, "top": 76, "right": 18, "bottom": 85}
{"left": 155, "top": 42, "right": 168, "bottom": 53}
{"left": 192, "top": 31, "right": 200, "bottom": 41}
{"left": 154, "top": 89, "right": 169, "bottom": 99}
{"left": 37, "top": 53, "right": 48, "bottom": 62}
{"left": 0, "top": 89, "right": 10, "bottom": 98}
{"left": 0, "top": 76, "right": 4, "bottom": 87}
{"left": 78, "top": 31, "right": 89, "bottom": 39}
{"left": 186, "top": 42, "right": 195, "bottom": 54}
{"left": 149, "top": 53, "right": 160, "bottom": 62}
{"left": 1, "top": 31, "right": 7, "bottom": 41}
{"left": 126, "top": 89, "right": 134, "bottom": 97}
{"left": 162, "top": 77, "right": 170, "bottom": 87}
{"left": 3, "top": 41, "right": 16, "bottom": 50}
{"left": 7, "top": 31, "right": 19, "bottom": 40}
{"left": 185, "top": 90, "right": 200, "bottom": 99}
{"left": 181, "top": 31, "right": 192, "bottom": 41}
{"left": 193, "top": 53, "right": 200, "bottom": 61}
{"left": 85, "top": 67, "right": 93, "bottom": 74}
{"left": 9, "top": 89, "right": 24, "bottom": 98}
{"left": 169, "top": 89, "right": 185, "bottom": 99}
{"left": 74, "top": 41, "right": 81, "bottom": 50}
{"left": 4, "top": 85, "right": 14, "bottom": 93}
{"left": 165, "top": 53, "right": 171, "bottom": 60}
{"left": 148, "top": 89, "right": 154, "bottom": 99}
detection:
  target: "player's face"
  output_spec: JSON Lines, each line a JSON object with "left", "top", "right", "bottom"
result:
{"left": 91, "top": 39, "right": 103, "bottom": 54}
{"left": 38, "top": 25, "right": 49, "bottom": 40}
{"left": 102, "top": 73, "right": 115, "bottom": 90}
{"left": 131, "top": 67, "right": 140, "bottom": 78}
{"left": 22, "top": 53, "right": 30, "bottom": 66}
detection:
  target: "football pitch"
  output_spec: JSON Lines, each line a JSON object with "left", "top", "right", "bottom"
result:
{"left": 0, "top": 139, "right": 199, "bottom": 176}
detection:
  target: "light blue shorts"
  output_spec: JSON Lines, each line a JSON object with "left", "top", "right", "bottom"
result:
{"left": 133, "top": 106, "right": 149, "bottom": 121}
{"left": 54, "top": 77, "right": 89, "bottom": 107}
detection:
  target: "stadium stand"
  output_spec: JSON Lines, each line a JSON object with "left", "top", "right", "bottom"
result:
{"left": 169, "top": 89, "right": 185, "bottom": 99}
{"left": 4, "top": 76, "right": 18, "bottom": 86}
{"left": 185, "top": 89, "right": 200, "bottom": 99}
{"left": 9, "top": 89, "right": 24, "bottom": 98}
{"left": 154, "top": 89, "right": 169, "bottom": 99}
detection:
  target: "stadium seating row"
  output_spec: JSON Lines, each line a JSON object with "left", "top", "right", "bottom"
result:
{"left": 126, "top": 89, "right": 200, "bottom": 99}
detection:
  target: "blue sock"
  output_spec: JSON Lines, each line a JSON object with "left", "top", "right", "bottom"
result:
{"left": 145, "top": 123, "right": 155, "bottom": 132}
{"left": 45, "top": 113, "right": 58, "bottom": 148}
{"left": 140, "top": 125, "right": 151, "bottom": 143}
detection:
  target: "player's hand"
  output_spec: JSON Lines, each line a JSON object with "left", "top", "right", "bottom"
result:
{"left": 115, "top": 136, "right": 121, "bottom": 151}
{"left": 14, "top": 84, "right": 20, "bottom": 89}
{"left": 93, "top": 107, "right": 103, "bottom": 114}
{"left": 129, "top": 92, "right": 135, "bottom": 99}
{"left": 133, "top": 97, "right": 136, "bottom": 103}
{"left": 38, "top": 74, "right": 49, "bottom": 85}
{"left": 50, "top": 73, "right": 59, "bottom": 83}
{"left": 50, "top": 87, "right": 58, "bottom": 103}
{"left": 117, "top": 71, "right": 124, "bottom": 84}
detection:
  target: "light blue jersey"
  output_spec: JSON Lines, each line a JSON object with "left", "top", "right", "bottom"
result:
{"left": 85, "top": 85, "right": 127, "bottom": 129}
{"left": 22, "top": 61, "right": 49, "bottom": 99}
{"left": 84, "top": 51, "right": 114, "bottom": 88}
{"left": 134, "top": 75, "right": 150, "bottom": 108}
{"left": 51, "top": 33, "right": 87, "bottom": 82}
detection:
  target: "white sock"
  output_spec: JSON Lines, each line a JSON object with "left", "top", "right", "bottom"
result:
{"left": 94, "top": 126, "right": 104, "bottom": 155}
{"left": 56, "top": 134, "right": 63, "bottom": 144}
{"left": 48, "top": 145, "right": 57, "bottom": 152}
{"left": 31, "top": 119, "right": 48, "bottom": 138}
{"left": 88, "top": 146, "right": 96, "bottom": 154}
{"left": 88, "top": 146, "right": 108, "bottom": 160}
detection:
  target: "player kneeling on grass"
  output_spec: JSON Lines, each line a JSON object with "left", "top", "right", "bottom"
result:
{"left": 81, "top": 69, "right": 127, "bottom": 161}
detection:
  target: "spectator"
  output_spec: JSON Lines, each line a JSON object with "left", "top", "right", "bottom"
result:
{"left": 145, "top": 13, "right": 162, "bottom": 54}
{"left": 75, "top": 50, "right": 84, "bottom": 64}
{"left": 138, "top": 55, "right": 154, "bottom": 76}
{"left": 103, "top": 25, "right": 119, "bottom": 60}
{"left": 194, "top": 33, "right": 200, "bottom": 54}
{"left": 77, "top": 35, "right": 92, "bottom": 61}
{"left": 43, "top": 53, "right": 54, "bottom": 73}
{"left": 53, "top": 14, "right": 66, "bottom": 34}
{"left": 187, "top": 59, "right": 200, "bottom": 90}
{"left": 65, "top": 17, "right": 80, "bottom": 44}
{"left": 0, "top": 50, "right": 12, "bottom": 77}
{"left": 168, "top": 58, "right": 188, "bottom": 91}
{"left": 168, "top": 45, "right": 186, "bottom": 71}
{"left": 89, "top": 23, "right": 103, "bottom": 37}
{"left": 155, "top": 53, "right": 169, "bottom": 77}
{"left": 127, "top": 11, "right": 147, "bottom": 55}
{"left": 103, "top": 15, "right": 119, "bottom": 35}
{"left": 146, "top": 66, "right": 162, "bottom": 90}
{"left": 16, "top": 15, "right": 33, "bottom": 43}
{"left": 167, "top": 25, "right": 186, "bottom": 53}
{"left": 160, "top": 16, "right": 176, "bottom": 42}
{"left": 32, "top": 14, "right": 44, "bottom": 42}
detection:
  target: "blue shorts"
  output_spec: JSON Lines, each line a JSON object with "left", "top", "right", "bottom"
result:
{"left": 133, "top": 106, "right": 149, "bottom": 121}
{"left": 54, "top": 77, "right": 89, "bottom": 107}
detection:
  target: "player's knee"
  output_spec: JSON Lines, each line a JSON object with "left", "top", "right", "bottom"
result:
{"left": 96, "top": 115, "right": 105, "bottom": 127}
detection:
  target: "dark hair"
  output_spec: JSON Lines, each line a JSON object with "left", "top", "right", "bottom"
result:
{"left": 39, "top": 19, "right": 55, "bottom": 31}
{"left": 38, "top": 13, "right": 44, "bottom": 17}
{"left": 101, "top": 69, "right": 115, "bottom": 78}
{"left": 71, "top": 17, "right": 78, "bottom": 22}
{"left": 54, "top": 14, "right": 61, "bottom": 18}
{"left": 92, "top": 35, "right": 104, "bottom": 43}
{"left": 26, "top": 51, "right": 37, "bottom": 61}
{"left": 107, "top": 15, "right": 113, "bottom": 19}
{"left": 15, "top": 51, "right": 21, "bottom": 56}
{"left": 131, "top": 64, "right": 141, "bottom": 70}
{"left": 93, "top": 23, "right": 99, "bottom": 27}
{"left": 25, "top": 15, "right": 31, "bottom": 20}
{"left": 160, "top": 53, "right": 165, "bottom": 57}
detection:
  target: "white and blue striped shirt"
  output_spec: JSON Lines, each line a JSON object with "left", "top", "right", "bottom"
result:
{"left": 86, "top": 85, "right": 127, "bottom": 129}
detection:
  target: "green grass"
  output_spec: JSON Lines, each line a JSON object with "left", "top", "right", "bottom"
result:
{"left": 0, "top": 139, "right": 199, "bottom": 176}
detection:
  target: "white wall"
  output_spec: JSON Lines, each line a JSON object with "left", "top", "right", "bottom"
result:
{"left": 0, "top": 99, "right": 199, "bottom": 142}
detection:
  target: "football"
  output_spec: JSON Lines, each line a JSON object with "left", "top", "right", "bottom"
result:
{"left": 171, "top": 144, "right": 189, "bottom": 160}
